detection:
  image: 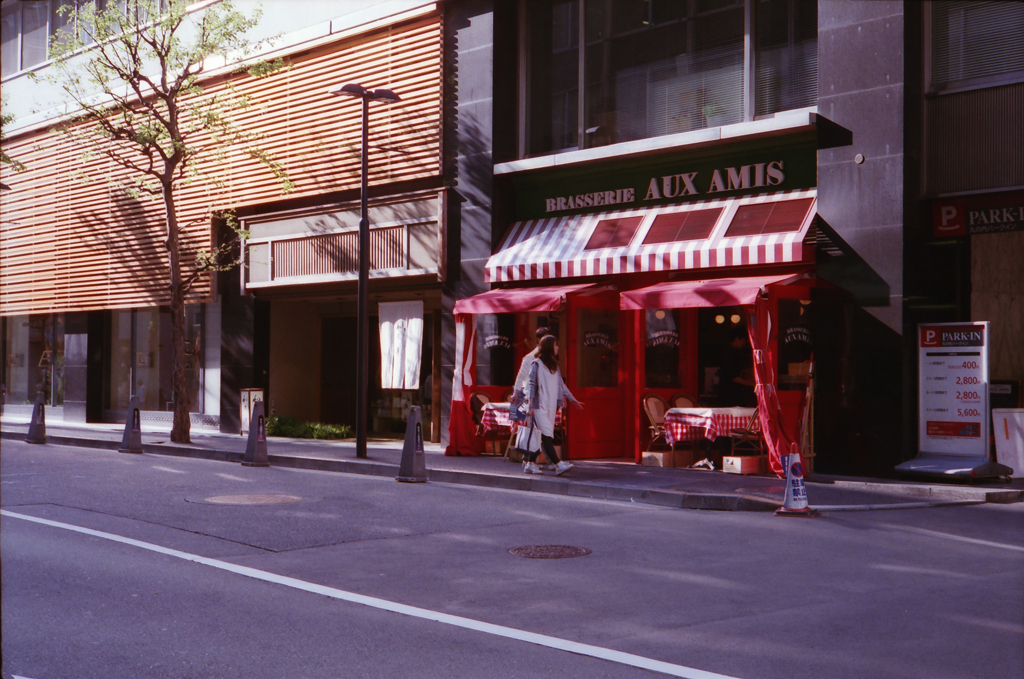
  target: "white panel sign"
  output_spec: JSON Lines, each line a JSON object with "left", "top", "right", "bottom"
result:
{"left": 918, "top": 322, "right": 989, "bottom": 456}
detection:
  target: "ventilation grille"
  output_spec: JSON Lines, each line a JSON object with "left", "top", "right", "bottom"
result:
{"left": 271, "top": 226, "right": 405, "bottom": 279}
{"left": 925, "top": 83, "right": 1024, "bottom": 195}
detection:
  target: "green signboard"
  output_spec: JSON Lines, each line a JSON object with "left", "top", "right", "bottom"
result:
{"left": 509, "top": 139, "right": 817, "bottom": 221}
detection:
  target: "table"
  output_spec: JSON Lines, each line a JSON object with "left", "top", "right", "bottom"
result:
{"left": 664, "top": 407, "right": 758, "bottom": 445}
{"left": 480, "top": 402, "right": 513, "bottom": 436}
{"left": 480, "top": 402, "right": 564, "bottom": 437}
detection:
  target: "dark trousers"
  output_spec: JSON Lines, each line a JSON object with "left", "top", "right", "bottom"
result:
{"left": 526, "top": 435, "right": 560, "bottom": 465}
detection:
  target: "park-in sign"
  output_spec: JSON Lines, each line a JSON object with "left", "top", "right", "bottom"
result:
{"left": 918, "top": 323, "right": 988, "bottom": 456}
{"left": 897, "top": 321, "right": 1012, "bottom": 478}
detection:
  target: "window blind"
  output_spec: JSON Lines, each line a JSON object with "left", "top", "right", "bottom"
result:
{"left": 754, "top": 0, "right": 817, "bottom": 117}
{"left": 931, "top": 1, "right": 1024, "bottom": 88}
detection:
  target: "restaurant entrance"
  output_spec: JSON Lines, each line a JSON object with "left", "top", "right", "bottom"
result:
{"left": 568, "top": 289, "right": 627, "bottom": 458}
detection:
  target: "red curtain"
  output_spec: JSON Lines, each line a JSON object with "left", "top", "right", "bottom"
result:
{"left": 445, "top": 314, "right": 485, "bottom": 456}
{"left": 746, "top": 295, "right": 805, "bottom": 477}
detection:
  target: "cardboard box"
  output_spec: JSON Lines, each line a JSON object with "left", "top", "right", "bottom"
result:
{"left": 722, "top": 455, "right": 765, "bottom": 475}
{"left": 642, "top": 451, "right": 673, "bottom": 467}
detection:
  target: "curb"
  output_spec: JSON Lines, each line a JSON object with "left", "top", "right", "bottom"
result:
{"left": 4, "top": 430, "right": 1018, "bottom": 510}
{"left": 2, "top": 430, "right": 781, "bottom": 512}
{"left": 806, "top": 475, "right": 1023, "bottom": 505}
{"left": 809, "top": 500, "right": 986, "bottom": 512}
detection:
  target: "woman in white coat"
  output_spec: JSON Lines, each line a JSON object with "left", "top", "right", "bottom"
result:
{"left": 523, "top": 335, "right": 583, "bottom": 475}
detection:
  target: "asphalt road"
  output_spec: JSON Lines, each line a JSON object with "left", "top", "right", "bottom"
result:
{"left": 2, "top": 440, "right": 1022, "bottom": 679}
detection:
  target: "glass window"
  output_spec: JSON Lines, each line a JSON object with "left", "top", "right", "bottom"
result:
{"left": 49, "top": 314, "right": 65, "bottom": 406}
{"left": 525, "top": 0, "right": 746, "bottom": 155}
{"left": 134, "top": 308, "right": 164, "bottom": 410}
{"left": 777, "top": 298, "right": 813, "bottom": 390}
{"left": 697, "top": 305, "right": 752, "bottom": 406}
{"left": 50, "top": 0, "right": 74, "bottom": 47}
{"left": 1, "top": 2, "right": 21, "bottom": 77}
{"left": 584, "top": 215, "right": 643, "bottom": 249}
{"left": 642, "top": 208, "right": 722, "bottom": 244}
{"left": 475, "top": 313, "right": 516, "bottom": 386}
{"left": 108, "top": 311, "right": 132, "bottom": 409}
{"left": 107, "top": 306, "right": 204, "bottom": 413}
{"left": 2, "top": 0, "right": 102, "bottom": 77}
{"left": 724, "top": 198, "right": 813, "bottom": 237}
{"left": 523, "top": 0, "right": 817, "bottom": 157}
{"left": 645, "top": 309, "right": 680, "bottom": 388}
{"left": 185, "top": 304, "right": 203, "bottom": 413}
{"left": 930, "top": 1, "right": 1024, "bottom": 89}
{"left": 529, "top": 312, "right": 565, "bottom": 374}
{"left": 755, "top": 0, "right": 818, "bottom": 116}
{"left": 3, "top": 315, "right": 32, "bottom": 404}
{"left": 21, "top": 1, "right": 49, "bottom": 70}
{"left": 576, "top": 308, "right": 618, "bottom": 387}
{"left": 51, "top": 0, "right": 97, "bottom": 48}
{"left": 1, "top": 314, "right": 63, "bottom": 406}
{"left": 525, "top": 0, "right": 580, "bottom": 154}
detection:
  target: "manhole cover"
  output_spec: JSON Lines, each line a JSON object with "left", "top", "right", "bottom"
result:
{"left": 509, "top": 545, "right": 592, "bottom": 559}
{"left": 203, "top": 494, "right": 302, "bottom": 505}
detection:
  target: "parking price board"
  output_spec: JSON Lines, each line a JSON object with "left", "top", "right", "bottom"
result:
{"left": 918, "top": 322, "right": 989, "bottom": 456}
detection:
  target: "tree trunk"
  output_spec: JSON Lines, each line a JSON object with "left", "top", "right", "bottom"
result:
{"left": 163, "top": 182, "right": 192, "bottom": 444}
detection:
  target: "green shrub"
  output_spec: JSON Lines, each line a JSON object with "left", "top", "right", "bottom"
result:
{"left": 265, "top": 415, "right": 352, "bottom": 439}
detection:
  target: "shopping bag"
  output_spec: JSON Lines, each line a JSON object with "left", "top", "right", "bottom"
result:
{"left": 514, "top": 416, "right": 541, "bottom": 454}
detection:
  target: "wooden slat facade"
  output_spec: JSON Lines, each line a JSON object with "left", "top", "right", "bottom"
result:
{"left": 0, "top": 13, "right": 443, "bottom": 316}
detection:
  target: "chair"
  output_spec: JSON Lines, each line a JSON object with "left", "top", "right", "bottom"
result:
{"left": 642, "top": 394, "right": 669, "bottom": 451}
{"left": 470, "top": 391, "right": 506, "bottom": 455}
{"left": 469, "top": 391, "right": 490, "bottom": 435}
{"left": 501, "top": 389, "right": 515, "bottom": 403}
{"left": 729, "top": 409, "right": 765, "bottom": 455}
{"left": 670, "top": 393, "right": 697, "bottom": 409}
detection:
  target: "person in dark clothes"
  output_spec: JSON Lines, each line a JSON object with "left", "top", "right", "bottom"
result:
{"left": 719, "top": 327, "right": 757, "bottom": 407}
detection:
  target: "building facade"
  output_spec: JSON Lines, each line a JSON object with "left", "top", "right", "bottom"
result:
{"left": 2, "top": 0, "right": 1021, "bottom": 477}
{"left": 2, "top": 0, "right": 451, "bottom": 438}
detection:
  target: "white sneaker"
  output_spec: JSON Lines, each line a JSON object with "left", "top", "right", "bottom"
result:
{"left": 554, "top": 461, "right": 574, "bottom": 476}
{"left": 524, "top": 462, "right": 544, "bottom": 475}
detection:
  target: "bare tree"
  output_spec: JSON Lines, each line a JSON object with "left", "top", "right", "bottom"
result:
{"left": 37, "top": 0, "right": 291, "bottom": 443}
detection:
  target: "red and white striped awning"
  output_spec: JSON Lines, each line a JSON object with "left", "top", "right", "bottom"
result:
{"left": 485, "top": 189, "right": 816, "bottom": 283}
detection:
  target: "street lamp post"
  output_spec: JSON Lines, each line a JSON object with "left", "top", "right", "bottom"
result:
{"left": 328, "top": 83, "right": 400, "bottom": 459}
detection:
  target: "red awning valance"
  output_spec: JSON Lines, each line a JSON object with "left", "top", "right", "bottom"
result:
{"left": 619, "top": 274, "right": 801, "bottom": 310}
{"left": 453, "top": 283, "right": 597, "bottom": 315}
{"left": 485, "top": 188, "right": 817, "bottom": 283}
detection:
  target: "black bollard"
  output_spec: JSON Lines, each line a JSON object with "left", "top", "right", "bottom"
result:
{"left": 241, "top": 400, "right": 269, "bottom": 467}
{"left": 25, "top": 391, "right": 47, "bottom": 444}
{"left": 397, "top": 406, "right": 427, "bottom": 483}
{"left": 118, "top": 396, "right": 143, "bottom": 454}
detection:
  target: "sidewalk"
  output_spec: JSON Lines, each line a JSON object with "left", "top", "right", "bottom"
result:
{"left": 3, "top": 416, "right": 1022, "bottom": 512}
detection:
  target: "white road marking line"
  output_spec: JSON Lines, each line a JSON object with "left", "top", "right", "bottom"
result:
{"left": 1, "top": 510, "right": 740, "bottom": 679}
{"left": 879, "top": 523, "right": 1024, "bottom": 553}
{"left": 214, "top": 473, "right": 253, "bottom": 482}
{"left": 150, "top": 465, "right": 187, "bottom": 474}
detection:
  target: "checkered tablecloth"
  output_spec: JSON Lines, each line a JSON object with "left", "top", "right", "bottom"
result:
{"left": 480, "top": 402, "right": 564, "bottom": 437}
{"left": 480, "top": 402, "right": 513, "bottom": 436}
{"left": 664, "top": 407, "right": 758, "bottom": 445}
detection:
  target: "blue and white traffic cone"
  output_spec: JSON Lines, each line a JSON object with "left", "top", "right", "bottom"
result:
{"left": 775, "top": 443, "right": 818, "bottom": 517}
